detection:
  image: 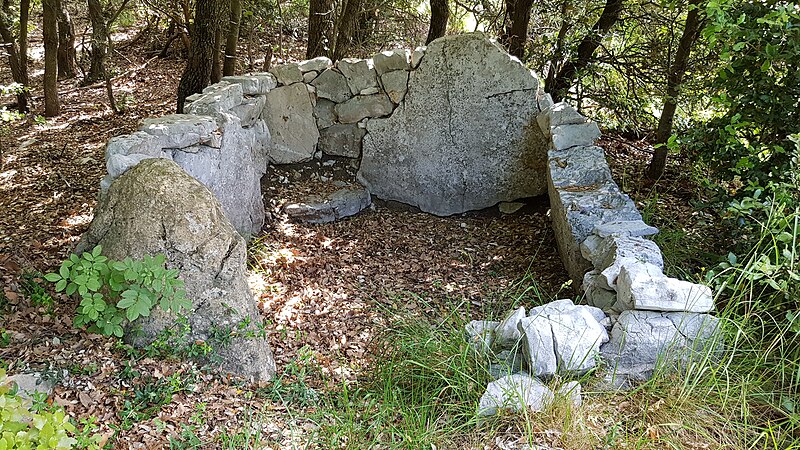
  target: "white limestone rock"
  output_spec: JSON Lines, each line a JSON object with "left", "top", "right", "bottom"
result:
{"left": 230, "top": 95, "right": 267, "bottom": 128}
{"left": 410, "top": 46, "right": 425, "bottom": 68}
{"left": 283, "top": 185, "right": 371, "bottom": 224}
{"left": 185, "top": 83, "right": 244, "bottom": 116}
{"left": 311, "top": 69, "right": 352, "bottom": 103}
{"left": 548, "top": 146, "right": 614, "bottom": 189}
{"left": 582, "top": 270, "right": 619, "bottom": 312}
{"left": 269, "top": 63, "right": 303, "bottom": 85}
{"left": 478, "top": 373, "right": 554, "bottom": 417}
{"left": 261, "top": 83, "right": 319, "bottom": 164}
{"left": 593, "top": 220, "right": 659, "bottom": 238}
{"left": 337, "top": 58, "right": 379, "bottom": 95}
{"left": 580, "top": 235, "right": 664, "bottom": 290}
{"left": 537, "top": 102, "right": 587, "bottom": 135}
{"left": 318, "top": 123, "right": 366, "bottom": 158}
{"left": 221, "top": 73, "right": 277, "bottom": 95}
{"left": 139, "top": 114, "right": 221, "bottom": 149}
{"left": 494, "top": 306, "right": 527, "bottom": 349}
{"left": 105, "top": 131, "right": 162, "bottom": 160}
{"left": 465, "top": 320, "right": 499, "bottom": 354}
{"left": 617, "top": 263, "right": 714, "bottom": 313}
{"left": 359, "top": 33, "right": 548, "bottom": 216}
{"left": 517, "top": 315, "right": 558, "bottom": 377}
{"left": 335, "top": 93, "right": 394, "bottom": 123}
{"left": 551, "top": 122, "right": 601, "bottom": 150}
{"left": 381, "top": 69, "right": 409, "bottom": 104}
{"left": 313, "top": 98, "right": 337, "bottom": 129}
{"left": 298, "top": 56, "right": 332, "bottom": 73}
{"left": 372, "top": 49, "right": 410, "bottom": 74}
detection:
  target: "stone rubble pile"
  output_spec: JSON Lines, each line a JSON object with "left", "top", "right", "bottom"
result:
{"left": 469, "top": 100, "right": 723, "bottom": 416}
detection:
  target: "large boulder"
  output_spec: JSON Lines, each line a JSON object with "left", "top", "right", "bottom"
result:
{"left": 78, "top": 159, "right": 276, "bottom": 382}
{"left": 358, "top": 33, "right": 548, "bottom": 216}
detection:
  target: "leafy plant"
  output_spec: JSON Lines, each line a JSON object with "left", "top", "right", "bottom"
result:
{"left": 21, "top": 272, "right": 55, "bottom": 313}
{"left": 45, "top": 245, "right": 190, "bottom": 337}
{"left": 0, "top": 368, "right": 85, "bottom": 449}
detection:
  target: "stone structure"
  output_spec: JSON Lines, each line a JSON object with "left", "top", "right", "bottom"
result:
{"left": 78, "top": 159, "right": 276, "bottom": 382}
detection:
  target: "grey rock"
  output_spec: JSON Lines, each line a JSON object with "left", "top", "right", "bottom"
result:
{"left": 139, "top": 114, "right": 221, "bottom": 149}
{"left": 582, "top": 270, "right": 618, "bottom": 312}
{"left": 551, "top": 122, "right": 601, "bottom": 150}
{"left": 335, "top": 93, "right": 394, "bottom": 123}
{"left": 410, "top": 46, "right": 425, "bottom": 68}
{"left": 284, "top": 185, "right": 371, "bottom": 223}
{"left": 313, "top": 98, "right": 337, "bottom": 129}
{"left": 77, "top": 159, "right": 276, "bottom": 382}
{"left": 381, "top": 70, "right": 409, "bottom": 104}
{"left": 537, "top": 102, "right": 587, "bottom": 135}
{"left": 359, "top": 86, "right": 381, "bottom": 95}
{"left": 549, "top": 307, "right": 608, "bottom": 373}
{"left": 593, "top": 220, "right": 659, "bottom": 238}
{"left": 537, "top": 93, "right": 554, "bottom": 111}
{"left": 337, "top": 58, "right": 379, "bottom": 95}
{"left": 517, "top": 315, "right": 558, "bottom": 377}
{"left": 494, "top": 306, "right": 526, "bottom": 349}
{"left": 478, "top": 373, "right": 554, "bottom": 416}
{"left": 221, "top": 73, "right": 277, "bottom": 95}
{"left": 466, "top": 320, "right": 499, "bottom": 354}
{"left": 617, "top": 263, "right": 714, "bottom": 313}
{"left": 318, "top": 123, "right": 366, "bottom": 158}
{"left": 107, "top": 153, "right": 158, "bottom": 178}
{"left": 359, "top": 33, "right": 547, "bottom": 216}
{"left": 105, "top": 131, "right": 162, "bottom": 160}
{"left": 499, "top": 202, "right": 524, "bottom": 214}
{"left": 185, "top": 83, "right": 244, "bottom": 116}
{"left": 490, "top": 349, "right": 525, "bottom": 379}
{"left": 303, "top": 71, "right": 318, "bottom": 83}
{"left": 372, "top": 49, "right": 410, "bottom": 74}
{"left": 172, "top": 113, "right": 268, "bottom": 238}
{"left": 548, "top": 146, "right": 614, "bottom": 189}
{"left": 298, "top": 56, "right": 332, "bottom": 73}
{"left": 229, "top": 95, "right": 267, "bottom": 128}
{"left": 261, "top": 83, "right": 320, "bottom": 164}
{"left": 311, "top": 69, "right": 352, "bottom": 103}
{"left": 581, "top": 235, "right": 664, "bottom": 290}
{"left": 269, "top": 63, "right": 303, "bottom": 85}
{"left": 601, "top": 310, "right": 720, "bottom": 383}
{"left": 548, "top": 181, "right": 643, "bottom": 286}
{"left": 6, "top": 373, "right": 55, "bottom": 401}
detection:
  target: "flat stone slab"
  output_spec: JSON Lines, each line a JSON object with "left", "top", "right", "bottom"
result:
{"left": 284, "top": 185, "right": 371, "bottom": 223}
{"left": 478, "top": 373, "right": 554, "bottom": 416}
{"left": 359, "top": 33, "right": 548, "bottom": 216}
{"left": 261, "top": 83, "right": 319, "bottom": 164}
{"left": 617, "top": 263, "right": 714, "bottom": 313}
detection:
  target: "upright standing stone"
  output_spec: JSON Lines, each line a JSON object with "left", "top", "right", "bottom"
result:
{"left": 261, "top": 83, "right": 320, "bottom": 164}
{"left": 358, "top": 33, "right": 547, "bottom": 216}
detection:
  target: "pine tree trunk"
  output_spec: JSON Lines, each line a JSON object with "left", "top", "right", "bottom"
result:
{"left": 86, "top": 0, "right": 108, "bottom": 84}
{"left": 223, "top": 0, "right": 241, "bottom": 75}
{"left": 43, "top": 0, "right": 60, "bottom": 116}
{"left": 177, "top": 0, "right": 225, "bottom": 112}
{"left": 545, "top": 0, "right": 623, "bottom": 101}
{"left": 331, "top": 0, "right": 362, "bottom": 61}
{"left": 306, "top": 0, "right": 332, "bottom": 58}
{"left": 55, "top": 0, "right": 76, "bottom": 79}
{"left": 647, "top": 0, "right": 704, "bottom": 179}
{"left": 425, "top": 0, "right": 448, "bottom": 44}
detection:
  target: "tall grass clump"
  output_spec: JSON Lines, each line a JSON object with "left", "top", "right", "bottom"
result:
{"left": 314, "top": 295, "right": 495, "bottom": 448}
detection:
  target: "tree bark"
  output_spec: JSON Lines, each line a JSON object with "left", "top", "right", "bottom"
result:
{"left": 86, "top": 0, "right": 109, "bottom": 84}
{"left": 177, "top": 0, "right": 225, "bottom": 112}
{"left": 647, "top": 0, "right": 704, "bottom": 179}
{"left": 307, "top": 0, "right": 332, "bottom": 58}
{"left": 211, "top": 27, "right": 223, "bottom": 83}
{"left": 0, "top": 0, "right": 29, "bottom": 111}
{"left": 331, "top": 0, "right": 362, "bottom": 61}
{"left": 503, "top": 0, "right": 533, "bottom": 58}
{"left": 43, "top": 0, "right": 60, "bottom": 116}
{"left": 426, "top": 0, "right": 449, "bottom": 44}
{"left": 223, "top": 0, "right": 241, "bottom": 75}
{"left": 55, "top": 0, "right": 76, "bottom": 79}
{"left": 545, "top": 0, "right": 624, "bottom": 101}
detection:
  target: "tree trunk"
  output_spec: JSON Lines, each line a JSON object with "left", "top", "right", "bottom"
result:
{"left": 503, "top": 0, "right": 533, "bottom": 58}
{"left": 647, "top": 0, "right": 704, "bottom": 179}
{"left": 86, "top": 0, "right": 108, "bottom": 84}
{"left": 43, "top": 0, "right": 60, "bottom": 116}
{"left": 545, "top": 0, "right": 623, "bottom": 101}
{"left": 177, "top": 0, "right": 225, "bottom": 112}
{"left": 425, "top": 0, "right": 448, "bottom": 44}
{"left": 211, "top": 27, "right": 222, "bottom": 83}
{"left": 331, "top": 0, "right": 362, "bottom": 61}
{"left": 0, "top": 0, "right": 30, "bottom": 112}
{"left": 223, "top": 0, "right": 241, "bottom": 75}
{"left": 55, "top": 0, "right": 76, "bottom": 79}
{"left": 307, "top": 0, "right": 332, "bottom": 58}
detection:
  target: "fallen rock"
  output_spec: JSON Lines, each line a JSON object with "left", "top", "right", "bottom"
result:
{"left": 284, "top": 185, "right": 371, "bottom": 223}
{"left": 593, "top": 220, "right": 659, "bottom": 238}
{"left": 498, "top": 202, "right": 524, "bottom": 214}
{"left": 494, "top": 306, "right": 526, "bottom": 349}
{"left": 5, "top": 373, "right": 55, "bottom": 402}
{"left": 601, "top": 310, "right": 720, "bottom": 383}
{"left": 478, "top": 373, "right": 554, "bottom": 416}
{"left": 580, "top": 235, "right": 664, "bottom": 290}
{"left": 465, "top": 320, "right": 498, "bottom": 354}
{"left": 261, "top": 83, "right": 319, "bottom": 164}
{"left": 556, "top": 381, "right": 582, "bottom": 407}
{"left": 582, "top": 270, "right": 619, "bottom": 312}
{"left": 517, "top": 315, "right": 558, "bottom": 377}
{"left": 77, "top": 159, "right": 276, "bottom": 382}
{"left": 359, "top": 33, "right": 547, "bottom": 216}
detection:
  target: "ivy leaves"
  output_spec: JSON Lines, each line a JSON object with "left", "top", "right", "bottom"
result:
{"left": 45, "top": 245, "right": 190, "bottom": 338}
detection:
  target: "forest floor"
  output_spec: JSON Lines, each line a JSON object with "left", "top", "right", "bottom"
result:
{"left": 0, "top": 30, "right": 721, "bottom": 449}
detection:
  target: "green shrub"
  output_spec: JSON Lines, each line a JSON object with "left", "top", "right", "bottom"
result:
{"left": 45, "top": 245, "right": 190, "bottom": 337}
{"left": 0, "top": 369, "right": 77, "bottom": 449}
